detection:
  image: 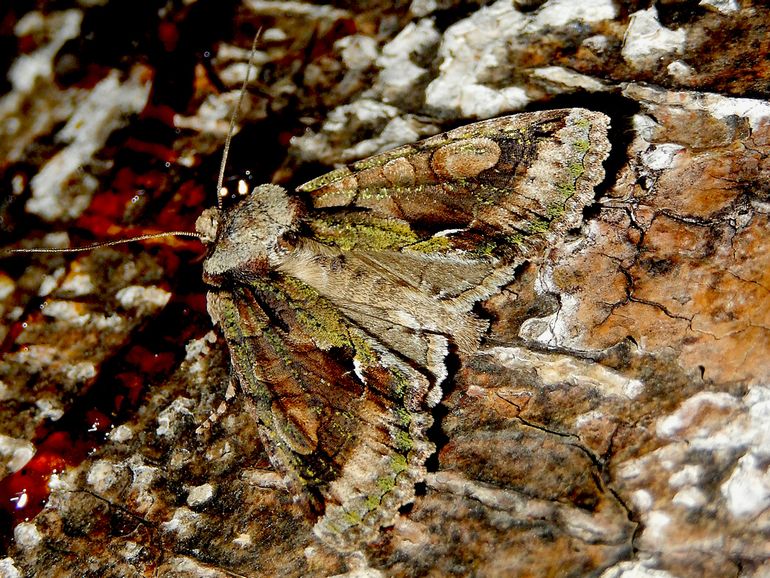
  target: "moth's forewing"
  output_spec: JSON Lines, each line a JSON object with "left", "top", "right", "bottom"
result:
{"left": 204, "top": 108, "right": 610, "bottom": 550}
{"left": 300, "top": 109, "right": 611, "bottom": 259}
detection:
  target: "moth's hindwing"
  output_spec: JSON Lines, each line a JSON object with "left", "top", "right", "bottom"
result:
{"left": 205, "top": 108, "right": 610, "bottom": 550}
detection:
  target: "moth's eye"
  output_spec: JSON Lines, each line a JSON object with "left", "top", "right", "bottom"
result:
{"left": 218, "top": 186, "right": 229, "bottom": 201}
{"left": 237, "top": 179, "right": 249, "bottom": 196}
{"left": 194, "top": 207, "right": 220, "bottom": 243}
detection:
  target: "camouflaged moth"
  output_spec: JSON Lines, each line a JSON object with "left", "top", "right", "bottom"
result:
{"left": 194, "top": 108, "right": 610, "bottom": 550}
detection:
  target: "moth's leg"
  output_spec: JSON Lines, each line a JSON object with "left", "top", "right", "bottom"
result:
{"left": 195, "top": 376, "right": 238, "bottom": 435}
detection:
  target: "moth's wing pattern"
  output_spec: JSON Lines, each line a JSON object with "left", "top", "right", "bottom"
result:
{"left": 298, "top": 108, "right": 611, "bottom": 261}
{"left": 204, "top": 109, "right": 610, "bottom": 551}
{"left": 207, "top": 277, "right": 435, "bottom": 550}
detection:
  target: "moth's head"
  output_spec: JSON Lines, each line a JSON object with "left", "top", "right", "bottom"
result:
{"left": 196, "top": 182, "right": 299, "bottom": 285}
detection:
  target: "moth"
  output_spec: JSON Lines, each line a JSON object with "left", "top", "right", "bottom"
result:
{"left": 194, "top": 108, "right": 610, "bottom": 550}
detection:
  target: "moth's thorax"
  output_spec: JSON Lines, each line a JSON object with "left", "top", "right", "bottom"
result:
{"left": 197, "top": 183, "right": 299, "bottom": 285}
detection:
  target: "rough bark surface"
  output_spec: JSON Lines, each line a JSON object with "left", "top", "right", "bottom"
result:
{"left": 0, "top": 1, "right": 768, "bottom": 577}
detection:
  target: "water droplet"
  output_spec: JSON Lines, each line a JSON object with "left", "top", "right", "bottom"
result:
{"left": 13, "top": 490, "right": 29, "bottom": 509}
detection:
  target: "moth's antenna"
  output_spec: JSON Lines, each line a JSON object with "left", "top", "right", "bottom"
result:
{"left": 216, "top": 29, "right": 262, "bottom": 209}
{"left": 4, "top": 231, "right": 204, "bottom": 255}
